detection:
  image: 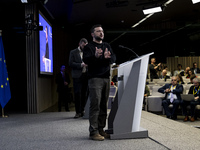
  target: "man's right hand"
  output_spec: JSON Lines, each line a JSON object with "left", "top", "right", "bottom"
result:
{"left": 81, "top": 62, "right": 87, "bottom": 67}
{"left": 165, "top": 88, "right": 171, "bottom": 93}
{"left": 95, "top": 47, "right": 103, "bottom": 58}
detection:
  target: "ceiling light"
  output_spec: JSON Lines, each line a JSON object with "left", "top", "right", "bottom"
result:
{"left": 164, "top": 0, "right": 174, "bottom": 5}
{"left": 143, "top": 6, "right": 162, "bottom": 15}
{"left": 21, "top": 0, "right": 48, "bottom": 4}
{"left": 192, "top": 0, "right": 200, "bottom": 4}
{"left": 132, "top": 14, "right": 153, "bottom": 28}
{"left": 21, "top": 0, "right": 28, "bottom": 3}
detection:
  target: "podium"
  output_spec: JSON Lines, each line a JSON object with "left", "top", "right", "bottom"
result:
{"left": 44, "top": 58, "right": 51, "bottom": 72}
{"left": 106, "top": 52, "right": 154, "bottom": 139}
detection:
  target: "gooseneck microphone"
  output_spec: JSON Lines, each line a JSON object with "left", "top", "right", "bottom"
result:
{"left": 119, "top": 45, "right": 139, "bottom": 58}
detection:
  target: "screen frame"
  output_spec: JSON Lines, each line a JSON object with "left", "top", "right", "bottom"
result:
{"left": 38, "top": 10, "right": 53, "bottom": 76}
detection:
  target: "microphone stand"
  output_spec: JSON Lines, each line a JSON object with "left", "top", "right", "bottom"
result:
{"left": 119, "top": 45, "right": 139, "bottom": 58}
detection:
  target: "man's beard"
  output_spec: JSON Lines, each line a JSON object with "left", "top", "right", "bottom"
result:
{"left": 95, "top": 36, "right": 103, "bottom": 42}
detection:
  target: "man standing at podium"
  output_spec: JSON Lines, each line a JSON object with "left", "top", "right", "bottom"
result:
{"left": 83, "top": 24, "right": 116, "bottom": 141}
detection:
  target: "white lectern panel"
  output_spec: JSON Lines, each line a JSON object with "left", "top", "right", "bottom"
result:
{"left": 107, "top": 52, "right": 153, "bottom": 139}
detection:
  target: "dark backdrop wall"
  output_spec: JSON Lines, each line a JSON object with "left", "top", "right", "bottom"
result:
{"left": 2, "top": 28, "right": 27, "bottom": 113}
{"left": 1, "top": 1, "right": 200, "bottom": 113}
{"left": 0, "top": 3, "right": 27, "bottom": 113}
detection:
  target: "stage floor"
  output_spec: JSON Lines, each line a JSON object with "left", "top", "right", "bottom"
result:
{"left": 0, "top": 110, "right": 200, "bottom": 150}
{"left": 141, "top": 111, "right": 200, "bottom": 150}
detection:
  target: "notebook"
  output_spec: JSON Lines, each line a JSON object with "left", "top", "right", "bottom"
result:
{"left": 181, "top": 94, "right": 194, "bottom": 101}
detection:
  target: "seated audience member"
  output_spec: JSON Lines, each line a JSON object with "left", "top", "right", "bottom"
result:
{"left": 143, "top": 84, "right": 150, "bottom": 110}
{"left": 189, "top": 70, "right": 195, "bottom": 77}
{"left": 163, "top": 66, "right": 172, "bottom": 77}
{"left": 159, "top": 69, "right": 170, "bottom": 81}
{"left": 191, "top": 62, "right": 200, "bottom": 74}
{"left": 185, "top": 67, "right": 191, "bottom": 78}
{"left": 176, "top": 74, "right": 185, "bottom": 84}
{"left": 182, "top": 78, "right": 200, "bottom": 122}
{"left": 149, "top": 58, "right": 161, "bottom": 81}
{"left": 174, "top": 64, "right": 184, "bottom": 76}
{"left": 187, "top": 74, "right": 196, "bottom": 84}
{"left": 158, "top": 76, "right": 183, "bottom": 119}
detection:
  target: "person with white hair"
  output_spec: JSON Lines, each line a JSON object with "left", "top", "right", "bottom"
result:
{"left": 182, "top": 77, "right": 200, "bottom": 122}
{"left": 159, "top": 69, "right": 170, "bottom": 81}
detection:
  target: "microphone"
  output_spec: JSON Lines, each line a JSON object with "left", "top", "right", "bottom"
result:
{"left": 119, "top": 45, "right": 139, "bottom": 58}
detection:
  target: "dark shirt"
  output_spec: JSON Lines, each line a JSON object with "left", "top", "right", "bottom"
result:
{"left": 149, "top": 64, "right": 159, "bottom": 80}
{"left": 178, "top": 81, "right": 185, "bottom": 84}
{"left": 188, "top": 85, "right": 200, "bottom": 98}
{"left": 45, "top": 42, "right": 49, "bottom": 59}
{"left": 56, "top": 72, "right": 70, "bottom": 92}
{"left": 191, "top": 67, "right": 200, "bottom": 74}
{"left": 180, "top": 71, "right": 185, "bottom": 76}
{"left": 83, "top": 41, "right": 116, "bottom": 79}
{"left": 159, "top": 75, "right": 170, "bottom": 80}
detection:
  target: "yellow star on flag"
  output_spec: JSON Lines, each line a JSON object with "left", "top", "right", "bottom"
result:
{"left": 7, "top": 78, "right": 9, "bottom": 81}
{"left": 1, "top": 85, "right": 3, "bottom": 88}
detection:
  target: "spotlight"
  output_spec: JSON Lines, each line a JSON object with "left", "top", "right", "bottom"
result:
{"left": 143, "top": 6, "right": 163, "bottom": 15}
{"left": 25, "top": 14, "right": 43, "bottom": 36}
{"left": 21, "top": 0, "right": 28, "bottom": 3}
{"left": 21, "top": 0, "right": 48, "bottom": 4}
{"left": 192, "top": 0, "right": 200, "bottom": 4}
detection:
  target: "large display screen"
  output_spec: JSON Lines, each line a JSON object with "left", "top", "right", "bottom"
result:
{"left": 39, "top": 11, "right": 53, "bottom": 75}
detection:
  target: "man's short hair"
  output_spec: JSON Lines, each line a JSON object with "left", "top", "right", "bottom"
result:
{"left": 151, "top": 58, "right": 155, "bottom": 61}
{"left": 79, "top": 38, "right": 88, "bottom": 44}
{"left": 90, "top": 24, "right": 102, "bottom": 33}
{"left": 177, "top": 64, "right": 182, "bottom": 68}
{"left": 193, "top": 62, "right": 197, "bottom": 66}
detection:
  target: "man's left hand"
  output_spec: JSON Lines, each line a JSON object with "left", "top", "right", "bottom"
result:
{"left": 104, "top": 48, "right": 111, "bottom": 59}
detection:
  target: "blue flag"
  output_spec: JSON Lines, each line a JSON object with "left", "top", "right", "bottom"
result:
{"left": 0, "top": 36, "right": 11, "bottom": 108}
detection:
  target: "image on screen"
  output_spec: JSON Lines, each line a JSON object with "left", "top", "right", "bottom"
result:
{"left": 39, "top": 11, "right": 53, "bottom": 75}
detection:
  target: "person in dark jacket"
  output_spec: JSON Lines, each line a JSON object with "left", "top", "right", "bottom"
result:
{"left": 56, "top": 65, "right": 71, "bottom": 112}
{"left": 158, "top": 76, "right": 183, "bottom": 120}
{"left": 191, "top": 62, "right": 200, "bottom": 74}
{"left": 159, "top": 69, "right": 170, "bottom": 81}
{"left": 83, "top": 24, "right": 116, "bottom": 141}
{"left": 69, "top": 38, "right": 88, "bottom": 118}
{"left": 182, "top": 78, "right": 200, "bottom": 122}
